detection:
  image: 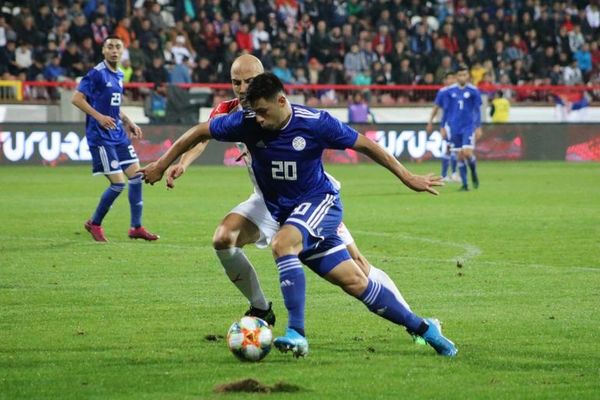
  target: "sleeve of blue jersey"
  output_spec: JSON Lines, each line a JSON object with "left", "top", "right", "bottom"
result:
{"left": 320, "top": 111, "right": 359, "bottom": 149}
{"left": 76, "top": 69, "right": 97, "bottom": 98}
{"left": 434, "top": 90, "right": 444, "bottom": 107}
{"left": 473, "top": 89, "right": 482, "bottom": 127}
{"left": 208, "top": 111, "right": 246, "bottom": 142}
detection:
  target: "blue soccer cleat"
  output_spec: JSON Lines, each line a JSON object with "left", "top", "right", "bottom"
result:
{"left": 422, "top": 318, "right": 458, "bottom": 357}
{"left": 273, "top": 328, "right": 309, "bottom": 358}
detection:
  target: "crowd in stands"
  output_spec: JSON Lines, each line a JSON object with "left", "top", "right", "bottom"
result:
{"left": 0, "top": 0, "right": 599, "bottom": 103}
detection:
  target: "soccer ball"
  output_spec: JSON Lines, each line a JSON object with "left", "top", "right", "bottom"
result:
{"left": 227, "top": 316, "right": 273, "bottom": 362}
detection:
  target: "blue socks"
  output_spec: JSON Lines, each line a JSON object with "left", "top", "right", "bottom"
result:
{"left": 458, "top": 161, "right": 468, "bottom": 187}
{"left": 276, "top": 255, "right": 306, "bottom": 336}
{"left": 441, "top": 155, "right": 450, "bottom": 178}
{"left": 359, "top": 279, "right": 425, "bottom": 333}
{"left": 92, "top": 183, "right": 125, "bottom": 225}
{"left": 467, "top": 155, "right": 478, "bottom": 182}
{"left": 128, "top": 174, "right": 143, "bottom": 228}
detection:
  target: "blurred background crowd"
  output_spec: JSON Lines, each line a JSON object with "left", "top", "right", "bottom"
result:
{"left": 0, "top": 0, "right": 599, "bottom": 104}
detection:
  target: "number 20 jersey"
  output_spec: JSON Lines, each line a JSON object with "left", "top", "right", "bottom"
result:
{"left": 77, "top": 61, "right": 128, "bottom": 147}
{"left": 209, "top": 104, "right": 359, "bottom": 223}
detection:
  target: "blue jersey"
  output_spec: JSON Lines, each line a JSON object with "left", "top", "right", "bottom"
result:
{"left": 209, "top": 104, "right": 359, "bottom": 222}
{"left": 434, "top": 86, "right": 452, "bottom": 127}
{"left": 77, "top": 61, "right": 128, "bottom": 147}
{"left": 443, "top": 84, "right": 482, "bottom": 135}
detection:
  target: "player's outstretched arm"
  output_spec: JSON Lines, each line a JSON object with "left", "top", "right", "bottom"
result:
{"left": 352, "top": 134, "right": 443, "bottom": 195}
{"left": 71, "top": 91, "right": 116, "bottom": 130}
{"left": 139, "top": 122, "right": 212, "bottom": 184}
{"left": 166, "top": 141, "right": 210, "bottom": 189}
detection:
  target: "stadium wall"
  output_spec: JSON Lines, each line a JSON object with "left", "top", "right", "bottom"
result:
{"left": 1, "top": 123, "right": 598, "bottom": 165}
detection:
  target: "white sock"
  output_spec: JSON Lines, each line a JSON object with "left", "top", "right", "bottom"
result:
{"left": 215, "top": 247, "right": 269, "bottom": 310}
{"left": 368, "top": 265, "right": 412, "bottom": 311}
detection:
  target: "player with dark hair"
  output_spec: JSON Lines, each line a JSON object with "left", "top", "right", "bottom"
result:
{"left": 72, "top": 35, "right": 159, "bottom": 242}
{"left": 140, "top": 72, "right": 458, "bottom": 358}
{"left": 443, "top": 64, "right": 482, "bottom": 191}
{"left": 166, "top": 55, "right": 419, "bottom": 343}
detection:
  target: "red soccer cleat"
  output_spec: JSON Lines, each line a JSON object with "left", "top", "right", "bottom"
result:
{"left": 84, "top": 220, "right": 108, "bottom": 242}
{"left": 128, "top": 226, "right": 160, "bottom": 241}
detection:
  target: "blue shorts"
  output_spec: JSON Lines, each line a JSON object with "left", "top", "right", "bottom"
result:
{"left": 300, "top": 234, "right": 351, "bottom": 276}
{"left": 450, "top": 131, "right": 475, "bottom": 150}
{"left": 284, "top": 193, "right": 343, "bottom": 251}
{"left": 90, "top": 143, "right": 139, "bottom": 175}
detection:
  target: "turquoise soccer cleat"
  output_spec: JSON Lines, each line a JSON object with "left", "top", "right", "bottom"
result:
{"left": 422, "top": 318, "right": 458, "bottom": 357}
{"left": 273, "top": 328, "right": 309, "bottom": 358}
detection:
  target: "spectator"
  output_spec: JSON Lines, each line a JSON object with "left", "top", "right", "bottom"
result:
{"left": 15, "top": 41, "right": 33, "bottom": 72}
{"left": 194, "top": 57, "right": 216, "bottom": 83}
{"left": 43, "top": 53, "right": 66, "bottom": 81}
{"left": 36, "top": 5, "right": 55, "bottom": 35}
{"left": 61, "top": 41, "right": 85, "bottom": 78}
{"left": 239, "top": 0, "right": 257, "bottom": 20}
{"left": 145, "top": 56, "right": 169, "bottom": 86}
{"left": 163, "top": 40, "right": 174, "bottom": 65}
{"left": 235, "top": 23, "right": 253, "bottom": 53}
{"left": 16, "top": 15, "right": 42, "bottom": 47}
{"left": 145, "top": 38, "right": 164, "bottom": 66}
{"left": 563, "top": 60, "right": 583, "bottom": 85}
{"left": 394, "top": 58, "right": 415, "bottom": 85}
{"left": 148, "top": 2, "right": 167, "bottom": 32}
{"left": 344, "top": 43, "right": 367, "bottom": 82}
{"left": 549, "top": 64, "right": 564, "bottom": 85}
{"left": 556, "top": 26, "right": 572, "bottom": 56}
{"left": 348, "top": 92, "right": 372, "bottom": 123}
{"left": 490, "top": 91, "right": 510, "bottom": 123}
{"left": 294, "top": 67, "right": 308, "bottom": 84}
{"left": 114, "top": 17, "right": 134, "bottom": 48}
{"left": 121, "top": 58, "right": 133, "bottom": 83}
{"left": 574, "top": 43, "right": 592, "bottom": 81}
{"left": 251, "top": 20, "right": 269, "bottom": 51}
{"left": 26, "top": 56, "right": 46, "bottom": 81}
{"left": 0, "top": 40, "right": 19, "bottom": 76}
{"left": 586, "top": 4, "right": 600, "bottom": 30}
{"left": 69, "top": 13, "right": 93, "bottom": 45}
{"left": 79, "top": 37, "right": 97, "bottom": 70}
{"left": 201, "top": 25, "right": 221, "bottom": 61}
{"left": 371, "top": 25, "right": 393, "bottom": 56}
{"left": 91, "top": 15, "right": 109, "bottom": 50}
{"left": 307, "top": 57, "right": 322, "bottom": 84}
{"left": 440, "top": 23, "right": 459, "bottom": 54}
{"left": 568, "top": 25, "right": 585, "bottom": 53}
{"left": 509, "top": 59, "right": 532, "bottom": 85}
{"left": 272, "top": 58, "right": 294, "bottom": 84}
{"left": 170, "top": 56, "right": 192, "bottom": 84}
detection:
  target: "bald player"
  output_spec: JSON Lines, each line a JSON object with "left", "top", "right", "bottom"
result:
{"left": 167, "top": 55, "right": 421, "bottom": 341}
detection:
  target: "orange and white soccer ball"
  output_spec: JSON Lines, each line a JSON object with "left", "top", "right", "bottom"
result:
{"left": 227, "top": 316, "right": 273, "bottom": 362}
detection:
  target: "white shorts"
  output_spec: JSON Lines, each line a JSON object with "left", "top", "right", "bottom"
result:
{"left": 337, "top": 221, "right": 354, "bottom": 246}
{"left": 229, "top": 192, "right": 279, "bottom": 249}
{"left": 230, "top": 192, "right": 355, "bottom": 249}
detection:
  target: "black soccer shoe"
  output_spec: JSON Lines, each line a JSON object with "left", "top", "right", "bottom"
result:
{"left": 245, "top": 302, "right": 276, "bottom": 326}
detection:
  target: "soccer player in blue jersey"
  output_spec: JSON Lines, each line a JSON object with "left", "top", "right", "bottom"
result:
{"left": 72, "top": 35, "right": 159, "bottom": 242}
{"left": 427, "top": 72, "right": 458, "bottom": 182}
{"left": 165, "top": 55, "right": 418, "bottom": 338}
{"left": 140, "top": 73, "right": 457, "bottom": 357}
{"left": 442, "top": 65, "right": 482, "bottom": 191}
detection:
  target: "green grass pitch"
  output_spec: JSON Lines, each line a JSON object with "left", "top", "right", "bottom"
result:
{"left": 1, "top": 161, "right": 599, "bottom": 399}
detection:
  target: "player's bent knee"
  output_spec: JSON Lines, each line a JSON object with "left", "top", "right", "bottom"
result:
{"left": 271, "top": 234, "right": 299, "bottom": 258}
{"left": 212, "top": 226, "right": 239, "bottom": 250}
